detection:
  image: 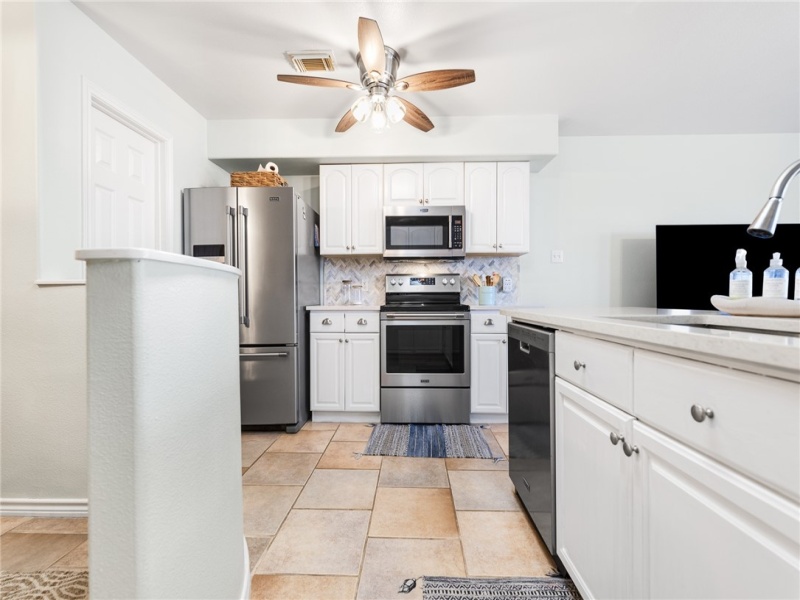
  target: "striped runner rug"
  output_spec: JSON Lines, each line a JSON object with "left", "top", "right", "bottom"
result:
{"left": 362, "top": 424, "right": 498, "bottom": 459}
{"left": 404, "top": 576, "right": 581, "bottom": 599}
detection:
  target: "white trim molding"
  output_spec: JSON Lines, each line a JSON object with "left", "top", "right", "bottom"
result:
{"left": 1, "top": 498, "right": 89, "bottom": 517}
{"left": 81, "top": 78, "right": 174, "bottom": 279}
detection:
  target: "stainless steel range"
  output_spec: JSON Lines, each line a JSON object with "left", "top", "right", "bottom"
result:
{"left": 380, "top": 274, "right": 471, "bottom": 424}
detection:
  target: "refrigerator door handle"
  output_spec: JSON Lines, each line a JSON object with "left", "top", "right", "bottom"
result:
{"left": 240, "top": 352, "right": 290, "bottom": 358}
{"left": 226, "top": 206, "right": 236, "bottom": 267}
{"left": 239, "top": 205, "right": 250, "bottom": 327}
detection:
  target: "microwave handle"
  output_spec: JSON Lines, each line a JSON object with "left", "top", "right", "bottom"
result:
{"left": 448, "top": 215, "right": 453, "bottom": 249}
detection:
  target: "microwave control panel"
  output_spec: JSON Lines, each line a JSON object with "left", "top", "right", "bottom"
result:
{"left": 452, "top": 216, "right": 463, "bottom": 249}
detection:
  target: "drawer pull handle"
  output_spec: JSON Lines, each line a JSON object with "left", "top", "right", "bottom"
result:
{"left": 690, "top": 405, "right": 714, "bottom": 423}
{"left": 609, "top": 432, "right": 624, "bottom": 446}
{"left": 622, "top": 441, "right": 639, "bottom": 457}
{"left": 573, "top": 360, "right": 586, "bottom": 371}
{"left": 485, "top": 318, "right": 494, "bottom": 326}
{"left": 358, "top": 318, "right": 367, "bottom": 325}
{"left": 322, "top": 318, "right": 333, "bottom": 325}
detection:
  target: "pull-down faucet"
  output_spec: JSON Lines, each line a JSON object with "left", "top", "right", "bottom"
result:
{"left": 747, "top": 159, "right": 800, "bottom": 238}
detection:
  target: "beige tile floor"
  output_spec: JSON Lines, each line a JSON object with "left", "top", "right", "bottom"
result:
{"left": 0, "top": 422, "right": 556, "bottom": 599}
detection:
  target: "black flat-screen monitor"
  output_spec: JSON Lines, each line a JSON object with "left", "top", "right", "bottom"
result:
{"left": 655, "top": 223, "right": 799, "bottom": 310}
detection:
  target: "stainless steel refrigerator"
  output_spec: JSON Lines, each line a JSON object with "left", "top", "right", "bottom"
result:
{"left": 182, "top": 186, "right": 321, "bottom": 432}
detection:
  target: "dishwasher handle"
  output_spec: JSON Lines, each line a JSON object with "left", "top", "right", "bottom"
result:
{"left": 508, "top": 322, "right": 555, "bottom": 353}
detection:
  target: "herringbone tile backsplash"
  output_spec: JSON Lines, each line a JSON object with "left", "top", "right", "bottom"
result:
{"left": 322, "top": 256, "right": 520, "bottom": 306}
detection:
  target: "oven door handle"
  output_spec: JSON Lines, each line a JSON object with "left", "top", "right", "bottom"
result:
{"left": 384, "top": 313, "right": 467, "bottom": 320}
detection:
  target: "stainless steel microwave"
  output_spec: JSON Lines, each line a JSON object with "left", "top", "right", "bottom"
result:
{"left": 383, "top": 205, "right": 466, "bottom": 259}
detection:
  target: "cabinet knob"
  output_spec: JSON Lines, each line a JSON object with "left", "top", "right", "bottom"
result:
{"left": 492, "top": 244, "right": 497, "bottom": 249}
{"left": 357, "top": 318, "right": 367, "bottom": 325}
{"left": 502, "top": 339, "right": 506, "bottom": 344}
{"left": 322, "top": 318, "right": 332, "bottom": 325}
{"left": 609, "top": 432, "right": 624, "bottom": 446}
{"left": 419, "top": 199, "right": 424, "bottom": 204}
{"left": 573, "top": 360, "right": 586, "bottom": 371}
{"left": 346, "top": 245, "right": 351, "bottom": 250}
{"left": 484, "top": 318, "right": 494, "bottom": 326}
{"left": 499, "top": 244, "right": 503, "bottom": 249}
{"left": 690, "top": 405, "right": 714, "bottom": 423}
{"left": 345, "top": 339, "right": 349, "bottom": 343}
{"left": 339, "top": 338, "right": 343, "bottom": 343}
{"left": 622, "top": 441, "right": 639, "bottom": 457}
{"left": 352, "top": 246, "right": 355, "bottom": 250}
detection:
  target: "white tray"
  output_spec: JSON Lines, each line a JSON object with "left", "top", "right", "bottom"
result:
{"left": 710, "top": 295, "right": 800, "bottom": 317}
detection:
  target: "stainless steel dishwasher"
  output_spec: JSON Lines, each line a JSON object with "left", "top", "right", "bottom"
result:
{"left": 507, "top": 322, "right": 564, "bottom": 574}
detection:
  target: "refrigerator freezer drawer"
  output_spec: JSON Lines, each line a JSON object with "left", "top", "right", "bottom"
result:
{"left": 240, "top": 347, "right": 298, "bottom": 426}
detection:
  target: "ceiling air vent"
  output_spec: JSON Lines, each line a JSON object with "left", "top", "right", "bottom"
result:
{"left": 285, "top": 51, "right": 336, "bottom": 73}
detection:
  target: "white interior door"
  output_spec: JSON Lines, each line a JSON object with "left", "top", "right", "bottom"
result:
{"left": 88, "top": 106, "right": 157, "bottom": 248}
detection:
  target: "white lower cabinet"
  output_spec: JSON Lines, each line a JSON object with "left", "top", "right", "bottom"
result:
{"left": 310, "top": 311, "right": 380, "bottom": 413}
{"left": 554, "top": 332, "right": 800, "bottom": 600}
{"left": 632, "top": 421, "right": 800, "bottom": 600}
{"left": 555, "top": 378, "right": 634, "bottom": 600}
{"left": 470, "top": 312, "right": 508, "bottom": 413}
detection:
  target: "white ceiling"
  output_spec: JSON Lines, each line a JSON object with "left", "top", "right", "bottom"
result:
{"left": 74, "top": 1, "right": 800, "bottom": 136}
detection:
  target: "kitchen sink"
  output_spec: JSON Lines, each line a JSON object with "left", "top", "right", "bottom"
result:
{"left": 608, "top": 314, "right": 800, "bottom": 337}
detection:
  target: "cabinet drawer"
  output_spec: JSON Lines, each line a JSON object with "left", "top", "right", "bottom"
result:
{"left": 309, "top": 311, "right": 345, "bottom": 332}
{"left": 471, "top": 313, "right": 507, "bottom": 333}
{"left": 345, "top": 311, "right": 379, "bottom": 333}
{"left": 634, "top": 349, "right": 800, "bottom": 500}
{"left": 555, "top": 331, "right": 633, "bottom": 413}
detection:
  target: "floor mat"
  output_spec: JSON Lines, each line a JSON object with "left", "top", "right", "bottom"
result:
{"left": 362, "top": 424, "right": 499, "bottom": 459}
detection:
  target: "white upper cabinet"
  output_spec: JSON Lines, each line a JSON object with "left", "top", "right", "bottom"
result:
{"left": 465, "top": 162, "right": 529, "bottom": 254}
{"left": 496, "top": 162, "right": 530, "bottom": 254}
{"left": 464, "top": 163, "right": 498, "bottom": 253}
{"left": 384, "top": 163, "right": 464, "bottom": 206}
{"left": 319, "top": 164, "right": 383, "bottom": 255}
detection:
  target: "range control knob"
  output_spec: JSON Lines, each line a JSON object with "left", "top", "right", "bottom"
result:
{"left": 441, "top": 278, "right": 449, "bottom": 285}
{"left": 449, "top": 278, "right": 456, "bottom": 285}
{"left": 398, "top": 280, "right": 404, "bottom": 286}
{"left": 390, "top": 278, "right": 396, "bottom": 286}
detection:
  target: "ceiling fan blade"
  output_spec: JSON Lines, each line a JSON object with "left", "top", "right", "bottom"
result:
{"left": 335, "top": 109, "right": 358, "bottom": 133}
{"left": 395, "top": 97, "right": 434, "bottom": 132}
{"left": 358, "top": 17, "right": 386, "bottom": 78}
{"left": 277, "top": 74, "right": 361, "bottom": 90}
{"left": 395, "top": 69, "right": 476, "bottom": 92}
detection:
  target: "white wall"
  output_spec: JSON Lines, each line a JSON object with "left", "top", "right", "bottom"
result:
{"left": 36, "top": 1, "right": 228, "bottom": 282}
{"left": 521, "top": 134, "right": 800, "bottom": 308}
{"left": 1, "top": 2, "right": 226, "bottom": 506}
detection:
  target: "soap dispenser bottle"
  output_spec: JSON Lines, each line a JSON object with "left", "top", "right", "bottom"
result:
{"left": 729, "top": 248, "right": 752, "bottom": 299}
{"left": 763, "top": 252, "right": 789, "bottom": 299}
{"left": 795, "top": 267, "right": 799, "bottom": 301}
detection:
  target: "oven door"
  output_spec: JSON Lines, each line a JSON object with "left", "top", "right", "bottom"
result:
{"left": 380, "top": 314, "right": 470, "bottom": 387}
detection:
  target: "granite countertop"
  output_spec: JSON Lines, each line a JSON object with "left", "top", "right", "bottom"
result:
{"left": 500, "top": 307, "right": 800, "bottom": 382}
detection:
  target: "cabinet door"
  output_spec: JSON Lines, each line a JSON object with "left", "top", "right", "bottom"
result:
{"left": 632, "top": 421, "right": 800, "bottom": 600}
{"left": 310, "top": 333, "right": 345, "bottom": 411}
{"left": 424, "top": 162, "right": 464, "bottom": 205}
{"left": 470, "top": 333, "right": 507, "bottom": 413}
{"left": 383, "top": 164, "right": 423, "bottom": 206}
{"left": 464, "top": 163, "right": 497, "bottom": 253}
{"left": 556, "top": 378, "right": 634, "bottom": 600}
{"left": 350, "top": 164, "right": 383, "bottom": 255}
{"left": 319, "top": 165, "right": 351, "bottom": 255}
{"left": 496, "top": 162, "right": 529, "bottom": 253}
{"left": 344, "top": 333, "right": 380, "bottom": 412}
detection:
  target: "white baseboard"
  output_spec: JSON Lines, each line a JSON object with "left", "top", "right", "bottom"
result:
{"left": 311, "top": 411, "right": 381, "bottom": 423}
{"left": 1, "top": 498, "right": 88, "bottom": 517}
{"left": 470, "top": 414, "right": 509, "bottom": 424}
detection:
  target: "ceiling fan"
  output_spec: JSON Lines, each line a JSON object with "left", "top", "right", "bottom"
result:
{"left": 277, "top": 17, "right": 476, "bottom": 133}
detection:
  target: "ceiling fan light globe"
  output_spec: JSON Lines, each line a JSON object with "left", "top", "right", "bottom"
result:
{"left": 386, "top": 96, "right": 406, "bottom": 124}
{"left": 370, "top": 105, "right": 388, "bottom": 132}
{"left": 351, "top": 96, "right": 372, "bottom": 122}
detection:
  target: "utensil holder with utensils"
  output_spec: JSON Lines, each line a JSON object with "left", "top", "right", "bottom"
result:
{"left": 479, "top": 286, "right": 497, "bottom": 305}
